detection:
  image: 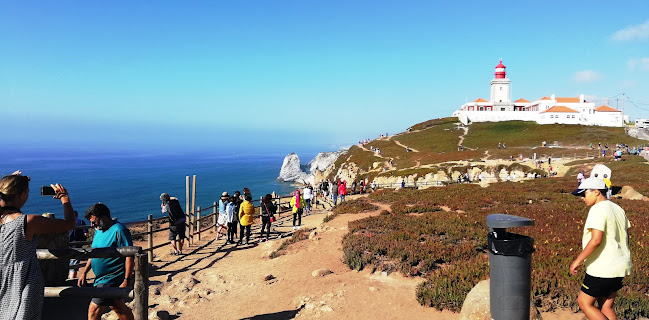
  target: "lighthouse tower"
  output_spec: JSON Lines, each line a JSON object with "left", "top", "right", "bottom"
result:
{"left": 490, "top": 60, "right": 511, "bottom": 109}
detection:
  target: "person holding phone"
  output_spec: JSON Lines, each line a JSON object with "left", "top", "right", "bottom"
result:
{"left": 0, "top": 171, "right": 75, "bottom": 320}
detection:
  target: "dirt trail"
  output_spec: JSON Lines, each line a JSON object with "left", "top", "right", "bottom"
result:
{"left": 130, "top": 195, "right": 583, "bottom": 320}
{"left": 393, "top": 139, "right": 419, "bottom": 152}
{"left": 356, "top": 144, "right": 386, "bottom": 159}
{"left": 457, "top": 125, "right": 468, "bottom": 147}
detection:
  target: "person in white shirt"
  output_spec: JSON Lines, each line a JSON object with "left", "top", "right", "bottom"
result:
{"left": 302, "top": 185, "right": 313, "bottom": 214}
{"left": 570, "top": 177, "right": 632, "bottom": 320}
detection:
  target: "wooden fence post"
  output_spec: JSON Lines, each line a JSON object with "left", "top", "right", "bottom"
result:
{"left": 213, "top": 202, "right": 218, "bottom": 233}
{"left": 147, "top": 214, "right": 153, "bottom": 263}
{"left": 133, "top": 253, "right": 149, "bottom": 320}
{"left": 196, "top": 206, "right": 201, "bottom": 241}
{"left": 191, "top": 175, "right": 197, "bottom": 245}
{"left": 186, "top": 176, "right": 191, "bottom": 245}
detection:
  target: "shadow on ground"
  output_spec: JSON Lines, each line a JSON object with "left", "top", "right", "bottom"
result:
{"left": 239, "top": 305, "right": 304, "bottom": 320}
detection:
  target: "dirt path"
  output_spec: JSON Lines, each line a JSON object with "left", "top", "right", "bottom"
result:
{"left": 457, "top": 125, "right": 468, "bottom": 147}
{"left": 129, "top": 196, "right": 584, "bottom": 320}
{"left": 393, "top": 139, "right": 419, "bottom": 152}
{"left": 356, "top": 144, "right": 386, "bottom": 159}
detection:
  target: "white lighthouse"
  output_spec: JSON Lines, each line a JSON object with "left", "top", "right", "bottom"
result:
{"left": 490, "top": 60, "right": 512, "bottom": 110}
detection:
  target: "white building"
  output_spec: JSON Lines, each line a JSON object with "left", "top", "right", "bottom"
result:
{"left": 453, "top": 61, "right": 625, "bottom": 127}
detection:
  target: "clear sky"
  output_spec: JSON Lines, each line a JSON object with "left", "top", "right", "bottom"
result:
{"left": 2, "top": 1, "right": 649, "bottom": 153}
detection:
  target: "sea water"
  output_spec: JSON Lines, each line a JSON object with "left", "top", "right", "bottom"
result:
{"left": 1, "top": 150, "right": 310, "bottom": 223}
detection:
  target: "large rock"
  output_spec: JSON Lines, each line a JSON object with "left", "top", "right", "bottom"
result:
{"left": 459, "top": 279, "right": 542, "bottom": 320}
{"left": 308, "top": 151, "right": 344, "bottom": 173}
{"left": 617, "top": 185, "right": 649, "bottom": 201}
{"left": 278, "top": 153, "right": 309, "bottom": 182}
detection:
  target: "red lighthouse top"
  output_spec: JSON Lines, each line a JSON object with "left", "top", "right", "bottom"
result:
{"left": 494, "top": 59, "right": 506, "bottom": 79}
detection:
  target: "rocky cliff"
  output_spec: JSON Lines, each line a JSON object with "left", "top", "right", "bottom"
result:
{"left": 278, "top": 151, "right": 344, "bottom": 184}
{"left": 277, "top": 153, "right": 309, "bottom": 183}
{"left": 308, "top": 151, "right": 345, "bottom": 173}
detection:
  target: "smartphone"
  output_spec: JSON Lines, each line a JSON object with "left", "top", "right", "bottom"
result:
{"left": 41, "top": 186, "right": 56, "bottom": 196}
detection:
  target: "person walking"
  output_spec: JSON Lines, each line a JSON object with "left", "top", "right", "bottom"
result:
{"left": 0, "top": 172, "right": 75, "bottom": 320}
{"left": 68, "top": 210, "right": 89, "bottom": 280}
{"left": 225, "top": 196, "right": 238, "bottom": 244}
{"left": 216, "top": 192, "right": 230, "bottom": 240}
{"left": 160, "top": 193, "right": 186, "bottom": 255}
{"left": 290, "top": 190, "right": 306, "bottom": 230}
{"left": 602, "top": 174, "right": 612, "bottom": 199}
{"left": 228, "top": 190, "right": 242, "bottom": 242}
{"left": 259, "top": 194, "right": 276, "bottom": 242}
{"left": 331, "top": 181, "right": 339, "bottom": 206}
{"left": 79, "top": 203, "right": 135, "bottom": 320}
{"left": 302, "top": 184, "right": 312, "bottom": 214}
{"left": 338, "top": 180, "right": 347, "bottom": 202}
{"left": 570, "top": 177, "right": 632, "bottom": 320}
{"left": 238, "top": 194, "right": 254, "bottom": 245}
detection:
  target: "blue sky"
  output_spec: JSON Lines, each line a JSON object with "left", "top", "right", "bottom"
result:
{"left": 2, "top": 1, "right": 649, "bottom": 153}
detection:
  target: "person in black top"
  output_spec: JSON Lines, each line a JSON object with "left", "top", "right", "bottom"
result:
{"left": 259, "top": 194, "right": 277, "bottom": 242}
{"left": 228, "top": 191, "right": 242, "bottom": 243}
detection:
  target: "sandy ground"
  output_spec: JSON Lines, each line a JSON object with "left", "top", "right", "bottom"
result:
{"left": 125, "top": 195, "right": 585, "bottom": 320}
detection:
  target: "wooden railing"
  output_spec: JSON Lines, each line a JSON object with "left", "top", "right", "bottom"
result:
{"left": 37, "top": 246, "right": 148, "bottom": 320}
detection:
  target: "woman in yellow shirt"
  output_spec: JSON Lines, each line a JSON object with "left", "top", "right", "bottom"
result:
{"left": 290, "top": 190, "right": 307, "bottom": 230}
{"left": 238, "top": 195, "right": 255, "bottom": 244}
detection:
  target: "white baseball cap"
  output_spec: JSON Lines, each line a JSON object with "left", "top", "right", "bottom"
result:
{"left": 572, "top": 177, "right": 606, "bottom": 196}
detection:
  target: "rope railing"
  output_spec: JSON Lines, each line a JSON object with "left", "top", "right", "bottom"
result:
{"left": 37, "top": 246, "right": 148, "bottom": 320}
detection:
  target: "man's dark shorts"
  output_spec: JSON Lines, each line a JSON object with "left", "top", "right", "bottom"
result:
{"left": 169, "top": 223, "right": 186, "bottom": 241}
{"left": 91, "top": 283, "right": 125, "bottom": 307}
{"left": 581, "top": 273, "right": 624, "bottom": 298}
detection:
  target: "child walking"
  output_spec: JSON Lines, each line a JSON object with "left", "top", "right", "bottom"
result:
{"left": 570, "top": 177, "right": 632, "bottom": 320}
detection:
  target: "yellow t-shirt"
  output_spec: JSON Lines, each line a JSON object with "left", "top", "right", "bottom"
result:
{"left": 582, "top": 200, "right": 632, "bottom": 278}
{"left": 238, "top": 200, "right": 255, "bottom": 226}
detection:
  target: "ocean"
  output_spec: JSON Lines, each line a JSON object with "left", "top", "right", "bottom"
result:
{"left": 1, "top": 150, "right": 314, "bottom": 223}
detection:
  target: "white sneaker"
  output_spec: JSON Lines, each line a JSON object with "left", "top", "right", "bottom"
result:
{"left": 297, "top": 226, "right": 301, "bottom": 230}
{"left": 292, "top": 226, "right": 296, "bottom": 230}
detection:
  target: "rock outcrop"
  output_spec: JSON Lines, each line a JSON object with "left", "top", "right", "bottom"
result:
{"left": 308, "top": 151, "right": 344, "bottom": 173}
{"left": 278, "top": 153, "right": 309, "bottom": 183}
{"left": 459, "top": 279, "right": 542, "bottom": 320}
{"left": 278, "top": 151, "right": 344, "bottom": 184}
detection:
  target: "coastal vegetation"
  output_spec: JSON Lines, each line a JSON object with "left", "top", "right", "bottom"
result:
{"left": 330, "top": 119, "right": 649, "bottom": 318}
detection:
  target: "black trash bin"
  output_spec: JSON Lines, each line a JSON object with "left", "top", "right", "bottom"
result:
{"left": 487, "top": 214, "right": 535, "bottom": 320}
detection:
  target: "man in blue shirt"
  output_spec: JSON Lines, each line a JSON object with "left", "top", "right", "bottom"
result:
{"left": 78, "top": 203, "right": 134, "bottom": 320}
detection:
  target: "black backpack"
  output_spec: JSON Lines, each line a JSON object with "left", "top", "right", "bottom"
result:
{"left": 167, "top": 199, "right": 186, "bottom": 223}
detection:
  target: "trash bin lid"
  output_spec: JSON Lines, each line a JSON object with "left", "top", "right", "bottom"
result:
{"left": 487, "top": 214, "right": 534, "bottom": 228}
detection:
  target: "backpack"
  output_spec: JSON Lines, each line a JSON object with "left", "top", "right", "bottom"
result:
{"left": 167, "top": 199, "right": 186, "bottom": 224}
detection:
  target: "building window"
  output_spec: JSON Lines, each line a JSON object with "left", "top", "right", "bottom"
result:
{"left": 479, "top": 107, "right": 484, "bottom": 111}
{"left": 501, "top": 108, "right": 505, "bottom": 111}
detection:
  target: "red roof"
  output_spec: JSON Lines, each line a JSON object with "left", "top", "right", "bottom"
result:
{"left": 514, "top": 98, "right": 530, "bottom": 103}
{"left": 541, "top": 106, "right": 579, "bottom": 113}
{"left": 595, "top": 105, "right": 621, "bottom": 112}
{"left": 473, "top": 98, "right": 488, "bottom": 102}
{"left": 495, "top": 60, "right": 506, "bottom": 69}
{"left": 556, "top": 97, "right": 581, "bottom": 103}
{"left": 539, "top": 96, "right": 552, "bottom": 100}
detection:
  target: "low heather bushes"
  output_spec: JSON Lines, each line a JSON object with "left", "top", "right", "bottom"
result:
{"left": 347, "top": 162, "right": 649, "bottom": 317}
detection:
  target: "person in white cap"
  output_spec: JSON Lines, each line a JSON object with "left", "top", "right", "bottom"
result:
{"left": 570, "top": 177, "right": 632, "bottom": 320}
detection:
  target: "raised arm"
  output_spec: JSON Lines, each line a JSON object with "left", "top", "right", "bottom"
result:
{"left": 25, "top": 183, "right": 75, "bottom": 241}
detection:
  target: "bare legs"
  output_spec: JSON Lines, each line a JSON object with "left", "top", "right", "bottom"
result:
{"left": 577, "top": 291, "right": 617, "bottom": 320}
{"left": 88, "top": 300, "right": 134, "bottom": 320}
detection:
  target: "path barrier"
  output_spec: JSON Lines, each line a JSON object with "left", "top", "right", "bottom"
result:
{"left": 38, "top": 246, "right": 148, "bottom": 320}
